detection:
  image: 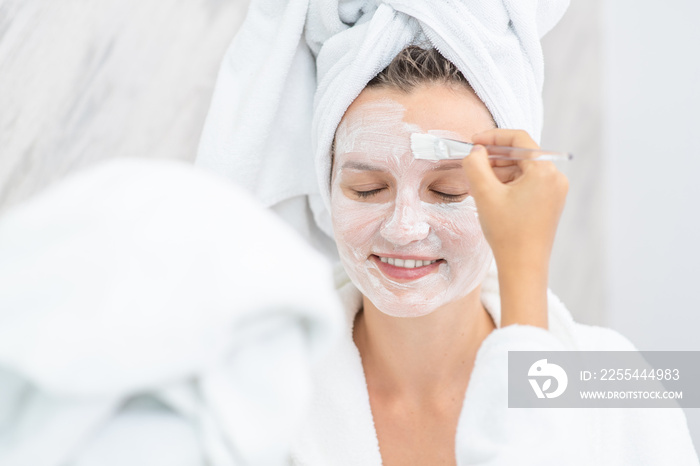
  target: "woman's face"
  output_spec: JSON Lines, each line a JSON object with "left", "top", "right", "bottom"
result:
{"left": 330, "top": 84, "right": 496, "bottom": 318}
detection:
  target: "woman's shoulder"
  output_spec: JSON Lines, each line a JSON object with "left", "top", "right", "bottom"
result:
{"left": 543, "top": 287, "right": 639, "bottom": 351}
{"left": 571, "top": 321, "right": 638, "bottom": 351}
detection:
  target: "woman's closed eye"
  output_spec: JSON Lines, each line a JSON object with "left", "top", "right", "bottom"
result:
{"left": 425, "top": 171, "right": 470, "bottom": 203}
{"left": 349, "top": 187, "right": 468, "bottom": 202}
{"left": 431, "top": 190, "right": 467, "bottom": 202}
{"left": 338, "top": 170, "right": 392, "bottom": 201}
{"left": 355, "top": 187, "right": 385, "bottom": 199}
{"left": 342, "top": 181, "right": 391, "bottom": 201}
{"left": 428, "top": 182, "right": 469, "bottom": 202}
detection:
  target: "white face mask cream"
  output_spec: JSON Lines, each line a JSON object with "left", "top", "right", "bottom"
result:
{"left": 330, "top": 96, "right": 493, "bottom": 318}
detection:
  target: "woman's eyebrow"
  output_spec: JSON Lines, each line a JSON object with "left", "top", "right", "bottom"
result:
{"left": 431, "top": 161, "right": 464, "bottom": 171}
{"left": 340, "top": 161, "right": 464, "bottom": 172}
{"left": 340, "top": 161, "right": 386, "bottom": 172}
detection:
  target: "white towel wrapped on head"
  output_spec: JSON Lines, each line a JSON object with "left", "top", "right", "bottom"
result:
{"left": 197, "top": 0, "right": 569, "bottom": 240}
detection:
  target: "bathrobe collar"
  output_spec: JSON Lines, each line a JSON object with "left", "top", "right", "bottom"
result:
{"left": 291, "top": 260, "right": 580, "bottom": 465}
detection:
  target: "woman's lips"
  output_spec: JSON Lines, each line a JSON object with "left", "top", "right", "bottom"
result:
{"left": 370, "top": 254, "right": 443, "bottom": 281}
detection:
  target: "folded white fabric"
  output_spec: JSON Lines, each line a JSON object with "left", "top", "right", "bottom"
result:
{"left": 0, "top": 158, "right": 343, "bottom": 466}
{"left": 197, "top": 0, "right": 569, "bottom": 240}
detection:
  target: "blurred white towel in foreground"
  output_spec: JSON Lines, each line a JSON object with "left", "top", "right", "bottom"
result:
{"left": 0, "top": 159, "right": 343, "bottom": 466}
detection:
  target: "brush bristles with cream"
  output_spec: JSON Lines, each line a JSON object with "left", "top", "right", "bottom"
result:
{"left": 410, "top": 133, "right": 573, "bottom": 162}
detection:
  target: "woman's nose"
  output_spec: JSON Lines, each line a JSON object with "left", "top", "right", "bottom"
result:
{"left": 380, "top": 200, "right": 430, "bottom": 246}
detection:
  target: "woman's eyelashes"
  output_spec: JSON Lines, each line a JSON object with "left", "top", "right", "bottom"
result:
{"left": 431, "top": 190, "right": 467, "bottom": 202}
{"left": 349, "top": 187, "right": 467, "bottom": 202}
{"left": 354, "top": 188, "right": 384, "bottom": 199}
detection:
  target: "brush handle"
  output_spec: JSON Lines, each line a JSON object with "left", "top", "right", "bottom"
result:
{"left": 483, "top": 145, "right": 573, "bottom": 162}
{"left": 441, "top": 138, "right": 573, "bottom": 161}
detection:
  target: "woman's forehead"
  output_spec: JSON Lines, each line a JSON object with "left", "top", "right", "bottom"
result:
{"left": 335, "top": 85, "right": 493, "bottom": 156}
{"left": 332, "top": 86, "right": 494, "bottom": 178}
{"left": 334, "top": 98, "right": 417, "bottom": 156}
{"left": 333, "top": 101, "right": 461, "bottom": 170}
{"left": 343, "top": 83, "right": 491, "bottom": 128}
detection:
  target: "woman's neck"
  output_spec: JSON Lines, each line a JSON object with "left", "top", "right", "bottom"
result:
{"left": 353, "top": 286, "right": 496, "bottom": 403}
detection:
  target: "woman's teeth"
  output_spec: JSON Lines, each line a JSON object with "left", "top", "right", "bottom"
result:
{"left": 378, "top": 256, "right": 438, "bottom": 268}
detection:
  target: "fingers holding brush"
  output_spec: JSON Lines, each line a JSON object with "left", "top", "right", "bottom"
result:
{"left": 473, "top": 128, "right": 545, "bottom": 172}
{"left": 463, "top": 129, "right": 568, "bottom": 262}
{"left": 472, "top": 128, "right": 539, "bottom": 152}
{"left": 462, "top": 129, "right": 569, "bottom": 329}
{"left": 491, "top": 161, "right": 521, "bottom": 184}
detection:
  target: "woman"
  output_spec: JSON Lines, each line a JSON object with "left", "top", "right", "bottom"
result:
{"left": 330, "top": 46, "right": 560, "bottom": 464}
{"left": 196, "top": 1, "right": 699, "bottom": 464}
{"left": 289, "top": 47, "right": 698, "bottom": 466}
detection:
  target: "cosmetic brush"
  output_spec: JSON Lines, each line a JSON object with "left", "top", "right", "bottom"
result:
{"left": 410, "top": 133, "right": 573, "bottom": 162}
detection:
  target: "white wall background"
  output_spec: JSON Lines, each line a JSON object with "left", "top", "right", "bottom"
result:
{"left": 603, "top": 0, "right": 700, "bottom": 351}
{"left": 1, "top": 0, "right": 698, "bottom": 456}
{"left": 602, "top": 0, "right": 700, "bottom": 449}
{"left": 542, "top": 0, "right": 606, "bottom": 327}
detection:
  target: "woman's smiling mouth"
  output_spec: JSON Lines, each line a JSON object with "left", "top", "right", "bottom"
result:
{"left": 370, "top": 254, "right": 444, "bottom": 281}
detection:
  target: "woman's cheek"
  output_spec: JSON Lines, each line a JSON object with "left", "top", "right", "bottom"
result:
{"left": 332, "top": 197, "right": 387, "bottom": 253}
{"left": 429, "top": 201, "right": 482, "bottom": 243}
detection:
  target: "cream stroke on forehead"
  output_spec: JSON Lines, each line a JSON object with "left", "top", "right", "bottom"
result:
{"left": 330, "top": 97, "right": 493, "bottom": 318}
{"left": 334, "top": 98, "right": 421, "bottom": 169}
{"left": 333, "top": 99, "right": 471, "bottom": 177}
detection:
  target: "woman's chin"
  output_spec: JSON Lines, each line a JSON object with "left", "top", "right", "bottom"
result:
{"left": 363, "top": 292, "right": 444, "bottom": 318}
{"left": 376, "top": 306, "right": 438, "bottom": 318}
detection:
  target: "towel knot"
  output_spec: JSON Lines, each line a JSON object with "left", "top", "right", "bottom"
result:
{"left": 338, "top": 0, "right": 377, "bottom": 26}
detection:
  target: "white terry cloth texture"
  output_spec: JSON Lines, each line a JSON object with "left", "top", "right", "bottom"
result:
{"left": 291, "top": 263, "right": 700, "bottom": 466}
{"left": 0, "top": 158, "right": 344, "bottom": 466}
{"left": 196, "top": 0, "right": 570, "bottom": 243}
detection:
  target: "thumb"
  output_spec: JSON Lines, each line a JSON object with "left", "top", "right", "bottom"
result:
{"left": 462, "top": 145, "right": 501, "bottom": 198}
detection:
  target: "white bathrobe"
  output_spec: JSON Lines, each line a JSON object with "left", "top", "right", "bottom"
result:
{"left": 291, "top": 262, "right": 700, "bottom": 466}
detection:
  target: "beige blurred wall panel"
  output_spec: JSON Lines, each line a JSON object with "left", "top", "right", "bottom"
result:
{"left": 542, "top": 0, "right": 606, "bottom": 326}
{"left": 0, "top": 0, "right": 249, "bottom": 209}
